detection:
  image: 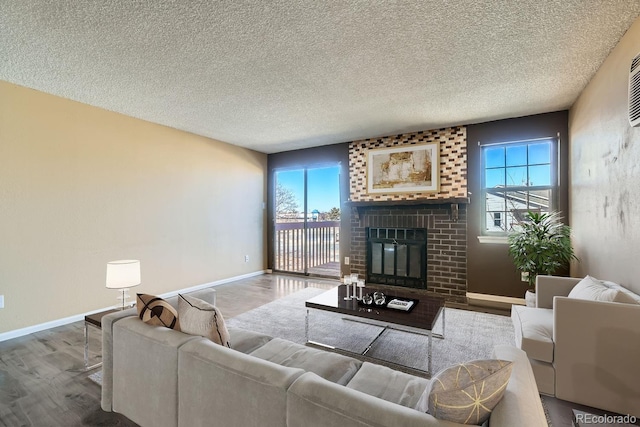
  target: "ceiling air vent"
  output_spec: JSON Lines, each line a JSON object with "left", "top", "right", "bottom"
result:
{"left": 630, "top": 51, "right": 640, "bottom": 127}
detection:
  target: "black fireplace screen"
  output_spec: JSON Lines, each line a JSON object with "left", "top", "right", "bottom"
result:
{"left": 366, "top": 227, "right": 427, "bottom": 289}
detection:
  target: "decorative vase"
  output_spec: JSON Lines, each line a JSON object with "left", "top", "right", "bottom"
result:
{"left": 373, "top": 291, "right": 386, "bottom": 306}
{"left": 525, "top": 290, "right": 536, "bottom": 307}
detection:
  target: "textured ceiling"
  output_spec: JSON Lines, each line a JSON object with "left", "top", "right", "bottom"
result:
{"left": 1, "top": 1, "right": 639, "bottom": 153}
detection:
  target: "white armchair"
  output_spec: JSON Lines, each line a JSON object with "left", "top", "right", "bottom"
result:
{"left": 512, "top": 275, "right": 640, "bottom": 418}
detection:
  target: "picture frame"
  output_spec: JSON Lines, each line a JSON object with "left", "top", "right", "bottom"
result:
{"left": 367, "top": 143, "right": 440, "bottom": 194}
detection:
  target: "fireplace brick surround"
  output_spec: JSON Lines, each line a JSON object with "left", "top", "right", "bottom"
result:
{"left": 347, "top": 126, "right": 468, "bottom": 303}
{"left": 349, "top": 204, "right": 467, "bottom": 303}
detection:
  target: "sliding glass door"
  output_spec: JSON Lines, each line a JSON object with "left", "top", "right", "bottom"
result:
{"left": 274, "top": 165, "right": 341, "bottom": 277}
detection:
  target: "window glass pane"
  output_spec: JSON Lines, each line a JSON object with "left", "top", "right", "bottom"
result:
{"left": 505, "top": 166, "right": 527, "bottom": 186}
{"left": 485, "top": 191, "right": 505, "bottom": 213}
{"left": 485, "top": 147, "right": 505, "bottom": 168}
{"left": 485, "top": 210, "right": 505, "bottom": 232}
{"left": 408, "top": 245, "right": 421, "bottom": 278}
{"left": 528, "top": 165, "right": 551, "bottom": 186}
{"left": 274, "top": 169, "right": 304, "bottom": 222}
{"left": 371, "top": 242, "right": 382, "bottom": 274}
{"left": 506, "top": 145, "right": 527, "bottom": 167}
{"left": 528, "top": 142, "right": 551, "bottom": 165}
{"left": 505, "top": 211, "right": 519, "bottom": 232}
{"left": 485, "top": 168, "right": 504, "bottom": 188}
{"left": 396, "top": 245, "right": 407, "bottom": 277}
{"left": 527, "top": 189, "right": 551, "bottom": 211}
{"left": 493, "top": 212, "right": 502, "bottom": 227}
{"left": 505, "top": 192, "right": 530, "bottom": 217}
{"left": 383, "top": 244, "right": 395, "bottom": 275}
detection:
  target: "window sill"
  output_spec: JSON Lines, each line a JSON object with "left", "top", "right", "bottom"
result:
{"left": 477, "top": 235, "right": 509, "bottom": 244}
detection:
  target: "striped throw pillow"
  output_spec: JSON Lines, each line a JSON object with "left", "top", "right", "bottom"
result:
{"left": 136, "top": 294, "right": 180, "bottom": 330}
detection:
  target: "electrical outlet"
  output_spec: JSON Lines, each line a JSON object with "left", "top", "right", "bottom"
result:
{"left": 0, "top": 295, "right": 4, "bottom": 309}
{"left": 521, "top": 272, "right": 529, "bottom": 282}
{"left": 344, "top": 257, "right": 350, "bottom": 265}
{"left": 245, "top": 255, "right": 250, "bottom": 263}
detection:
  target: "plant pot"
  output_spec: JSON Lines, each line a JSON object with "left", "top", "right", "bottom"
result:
{"left": 525, "top": 290, "right": 536, "bottom": 307}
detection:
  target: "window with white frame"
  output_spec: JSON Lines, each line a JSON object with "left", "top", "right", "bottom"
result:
{"left": 482, "top": 138, "right": 558, "bottom": 234}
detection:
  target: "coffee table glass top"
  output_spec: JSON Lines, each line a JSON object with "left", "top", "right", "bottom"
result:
{"left": 306, "top": 285, "right": 444, "bottom": 331}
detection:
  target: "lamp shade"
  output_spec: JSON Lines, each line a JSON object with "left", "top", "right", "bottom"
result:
{"left": 106, "top": 260, "right": 141, "bottom": 289}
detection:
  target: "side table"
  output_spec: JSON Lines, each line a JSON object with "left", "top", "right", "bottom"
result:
{"left": 84, "top": 309, "right": 119, "bottom": 371}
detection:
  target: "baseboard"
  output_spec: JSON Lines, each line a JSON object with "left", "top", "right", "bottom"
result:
{"left": 157, "top": 270, "right": 266, "bottom": 300}
{"left": 466, "top": 292, "right": 525, "bottom": 310}
{"left": 0, "top": 270, "right": 267, "bottom": 343}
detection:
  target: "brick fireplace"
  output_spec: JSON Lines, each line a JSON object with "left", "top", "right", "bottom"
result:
{"left": 347, "top": 126, "right": 468, "bottom": 303}
{"left": 349, "top": 203, "right": 467, "bottom": 302}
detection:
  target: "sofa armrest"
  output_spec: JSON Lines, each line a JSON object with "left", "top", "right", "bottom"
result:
{"left": 102, "top": 288, "right": 216, "bottom": 412}
{"left": 101, "top": 307, "right": 137, "bottom": 412}
{"left": 554, "top": 297, "right": 640, "bottom": 417}
{"left": 490, "top": 345, "right": 548, "bottom": 427}
{"left": 535, "top": 275, "right": 579, "bottom": 308}
{"left": 287, "top": 372, "right": 461, "bottom": 427}
{"left": 112, "top": 317, "right": 201, "bottom": 427}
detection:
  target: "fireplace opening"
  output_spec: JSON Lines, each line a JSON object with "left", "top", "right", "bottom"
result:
{"left": 366, "top": 227, "right": 427, "bottom": 289}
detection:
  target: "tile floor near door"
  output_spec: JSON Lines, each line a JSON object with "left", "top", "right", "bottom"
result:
{"left": 0, "top": 273, "right": 621, "bottom": 426}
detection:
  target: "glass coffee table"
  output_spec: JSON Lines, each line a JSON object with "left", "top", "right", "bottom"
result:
{"left": 305, "top": 285, "right": 445, "bottom": 375}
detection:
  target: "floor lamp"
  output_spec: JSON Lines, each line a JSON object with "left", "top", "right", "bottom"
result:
{"left": 106, "top": 260, "right": 141, "bottom": 310}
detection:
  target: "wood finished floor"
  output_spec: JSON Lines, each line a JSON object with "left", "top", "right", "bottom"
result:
{"left": 0, "top": 274, "right": 336, "bottom": 427}
{"left": 0, "top": 273, "right": 603, "bottom": 426}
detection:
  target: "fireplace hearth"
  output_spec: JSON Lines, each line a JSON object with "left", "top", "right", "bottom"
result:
{"left": 367, "top": 227, "right": 427, "bottom": 289}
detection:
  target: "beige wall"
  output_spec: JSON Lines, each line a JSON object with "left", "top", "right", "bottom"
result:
{"left": 0, "top": 81, "right": 267, "bottom": 334}
{"left": 569, "top": 17, "right": 640, "bottom": 294}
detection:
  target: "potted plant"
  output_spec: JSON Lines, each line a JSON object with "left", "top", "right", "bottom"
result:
{"left": 508, "top": 211, "right": 577, "bottom": 306}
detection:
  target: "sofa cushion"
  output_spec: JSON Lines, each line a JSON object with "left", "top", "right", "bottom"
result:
{"left": 226, "top": 326, "right": 273, "bottom": 354}
{"left": 346, "top": 362, "right": 429, "bottom": 410}
{"left": 511, "top": 305, "right": 554, "bottom": 363}
{"left": 137, "top": 294, "right": 179, "bottom": 329}
{"left": 177, "top": 294, "right": 230, "bottom": 347}
{"left": 178, "top": 339, "right": 305, "bottom": 427}
{"left": 249, "top": 338, "right": 361, "bottom": 385}
{"left": 422, "top": 359, "right": 513, "bottom": 425}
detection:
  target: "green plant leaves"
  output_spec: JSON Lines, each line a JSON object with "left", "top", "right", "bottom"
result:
{"left": 507, "top": 211, "right": 577, "bottom": 290}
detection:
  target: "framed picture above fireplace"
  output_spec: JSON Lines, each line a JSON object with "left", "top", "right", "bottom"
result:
{"left": 367, "top": 142, "right": 440, "bottom": 194}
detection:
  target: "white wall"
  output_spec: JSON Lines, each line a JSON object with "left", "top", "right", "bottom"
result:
{"left": 0, "top": 81, "right": 267, "bottom": 334}
{"left": 569, "top": 17, "right": 640, "bottom": 293}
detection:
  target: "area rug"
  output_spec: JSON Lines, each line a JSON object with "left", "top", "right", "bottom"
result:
{"left": 227, "top": 287, "right": 515, "bottom": 375}
{"left": 88, "top": 370, "right": 102, "bottom": 385}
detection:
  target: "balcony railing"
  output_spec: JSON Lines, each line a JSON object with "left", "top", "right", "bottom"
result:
{"left": 275, "top": 220, "right": 340, "bottom": 275}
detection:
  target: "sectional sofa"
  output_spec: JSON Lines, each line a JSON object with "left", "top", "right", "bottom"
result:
{"left": 101, "top": 288, "right": 548, "bottom": 426}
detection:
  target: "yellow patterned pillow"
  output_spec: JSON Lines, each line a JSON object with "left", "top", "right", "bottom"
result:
{"left": 426, "top": 359, "right": 513, "bottom": 425}
{"left": 136, "top": 294, "right": 180, "bottom": 330}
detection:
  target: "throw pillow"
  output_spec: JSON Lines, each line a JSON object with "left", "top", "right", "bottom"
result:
{"left": 136, "top": 293, "right": 180, "bottom": 330}
{"left": 568, "top": 276, "right": 619, "bottom": 302}
{"left": 422, "top": 359, "right": 513, "bottom": 425}
{"left": 177, "top": 294, "right": 230, "bottom": 347}
{"left": 613, "top": 289, "right": 640, "bottom": 304}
